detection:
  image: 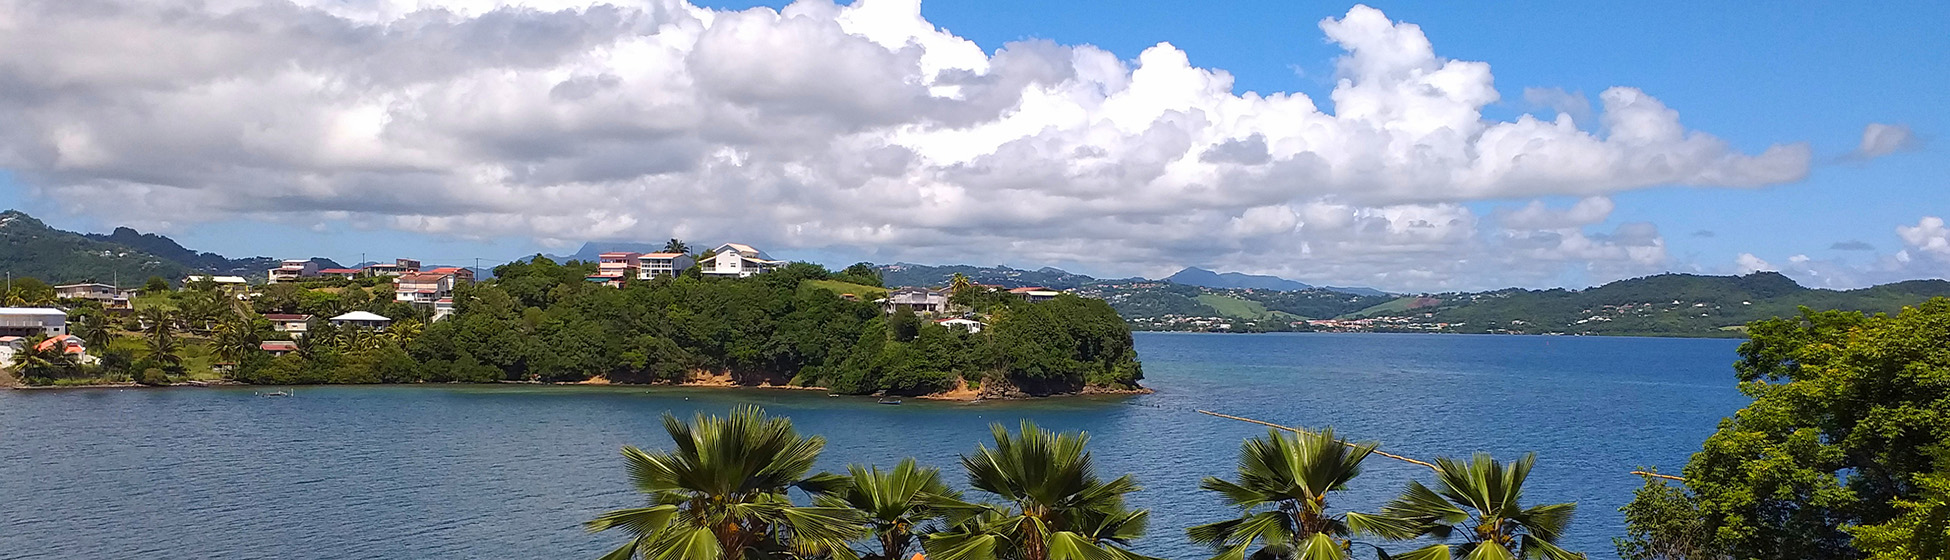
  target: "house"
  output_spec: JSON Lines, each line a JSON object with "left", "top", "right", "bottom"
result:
{"left": 184, "top": 275, "right": 250, "bottom": 293}
{"left": 35, "top": 334, "right": 87, "bottom": 357}
{"left": 423, "top": 266, "right": 474, "bottom": 284}
{"left": 265, "top": 314, "right": 313, "bottom": 336}
{"left": 700, "top": 243, "right": 785, "bottom": 277}
{"left": 936, "top": 318, "right": 985, "bottom": 333}
{"left": 364, "top": 259, "right": 421, "bottom": 277}
{"left": 881, "top": 287, "right": 950, "bottom": 314}
{"left": 267, "top": 259, "right": 319, "bottom": 283}
{"left": 395, "top": 271, "right": 457, "bottom": 305}
{"left": 0, "top": 336, "right": 22, "bottom": 364}
{"left": 329, "top": 311, "right": 391, "bottom": 330}
{"left": 587, "top": 252, "right": 640, "bottom": 287}
{"left": 433, "top": 298, "right": 455, "bottom": 321}
{"left": 318, "top": 268, "right": 363, "bottom": 279}
{"left": 260, "top": 340, "right": 299, "bottom": 356}
{"left": 1008, "top": 286, "right": 1061, "bottom": 302}
{"left": 54, "top": 283, "right": 126, "bottom": 302}
{"left": 637, "top": 252, "right": 696, "bottom": 280}
{"left": 0, "top": 307, "right": 67, "bottom": 337}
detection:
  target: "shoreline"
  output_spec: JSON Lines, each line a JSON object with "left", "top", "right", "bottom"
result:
{"left": 8, "top": 378, "right": 1152, "bottom": 401}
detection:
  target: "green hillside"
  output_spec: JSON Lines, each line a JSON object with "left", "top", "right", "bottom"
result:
{"left": 1194, "top": 294, "right": 1300, "bottom": 321}
{"left": 1420, "top": 272, "right": 1950, "bottom": 337}
{"left": 0, "top": 210, "right": 192, "bottom": 285}
{"left": 800, "top": 279, "right": 889, "bottom": 300}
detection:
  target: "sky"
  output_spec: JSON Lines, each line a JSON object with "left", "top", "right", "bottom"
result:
{"left": 0, "top": 0, "right": 1943, "bottom": 292}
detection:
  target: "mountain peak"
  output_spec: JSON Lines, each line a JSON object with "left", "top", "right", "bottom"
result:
{"left": 1165, "top": 267, "right": 1313, "bottom": 292}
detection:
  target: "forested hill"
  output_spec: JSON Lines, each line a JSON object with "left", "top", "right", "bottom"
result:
{"left": 0, "top": 210, "right": 194, "bottom": 284}
{"left": 1399, "top": 272, "right": 1950, "bottom": 337}
{"left": 83, "top": 226, "right": 279, "bottom": 276}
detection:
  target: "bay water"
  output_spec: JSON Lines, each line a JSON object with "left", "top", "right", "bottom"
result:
{"left": 0, "top": 332, "right": 1747, "bottom": 559}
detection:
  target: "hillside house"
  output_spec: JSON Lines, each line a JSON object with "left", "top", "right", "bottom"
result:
{"left": 329, "top": 311, "right": 391, "bottom": 330}
{"left": 936, "top": 318, "right": 985, "bottom": 333}
{"left": 700, "top": 243, "right": 785, "bottom": 277}
{"left": 433, "top": 298, "right": 455, "bottom": 321}
{"left": 1008, "top": 287, "right": 1061, "bottom": 302}
{"left": 423, "top": 266, "right": 474, "bottom": 284}
{"left": 0, "top": 307, "right": 67, "bottom": 338}
{"left": 260, "top": 340, "right": 298, "bottom": 356}
{"left": 185, "top": 275, "right": 249, "bottom": 294}
{"left": 395, "top": 271, "right": 456, "bottom": 305}
{"left": 265, "top": 314, "right": 313, "bottom": 336}
{"left": 318, "top": 268, "right": 363, "bottom": 279}
{"left": 881, "top": 287, "right": 950, "bottom": 314}
{"left": 267, "top": 259, "right": 319, "bottom": 283}
{"left": 587, "top": 252, "right": 640, "bottom": 287}
{"left": 637, "top": 252, "right": 696, "bottom": 280}
{"left": 54, "top": 283, "right": 130, "bottom": 303}
{"left": 364, "top": 259, "right": 421, "bottom": 277}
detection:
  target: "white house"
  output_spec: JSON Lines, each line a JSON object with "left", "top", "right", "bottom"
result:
{"left": 395, "top": 271, "right": 457, "bottom": 305}
{"left": 53, "top": 283, "right": 127, "bottom": 302}
{"left": 0, "top": 307, "right": 67, "bottom": 338}
{"left": 699, "top": 243, "right": 785, "bottom": 278}
{"left": 1008, "top": 287, "right": 1061, "bottom": 302}
{"left": 936, "top": 318, "right": 985, "bottom": 333}
{"left": 265, "top": 314, "right": 313, "bottom": 336}
{"left": 329, "top": 311, "right": 392, "bottom": 330}
{"left": 637, "top": 252, "right": 696, "bottom": 280}
{"left": 364, "top": 258, "right": 421, "bottom": 277}
{"left": 881, "top": 287, "right": 950, "bottom": 314}
{"left": 267, "top": 259, "right": 319, "bottom": 283}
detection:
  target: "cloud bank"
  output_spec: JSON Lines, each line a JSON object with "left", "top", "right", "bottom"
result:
{"left": 0, "top": 0, "right": 1822, "bottom": 290}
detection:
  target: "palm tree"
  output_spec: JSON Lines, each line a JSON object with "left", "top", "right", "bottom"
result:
{"left": 820, "top": 459, "right": 958, "bottom": 560}
{"left": 387, "top": 319, "right": 424, "bottom": 347}
{"left": 211, "top": 315, "right": 262, "bottom": 365}
{"left": 138, "top": 308, "right": 183, "bottom": 370}
{"left": 1367, "top": 453, "right": 1581, "bottom": 560}
{"left": 664, "top": 239, "right": 691, "bottom": 255}
{"left": 586, "top": 406, "right": 864, "bottom": 560}
{"left": 924, "top": 421, "right": 1157, "bottom": 560}
{"left": 72, "top": 312, "right": 112, "bottom": 348}
{"left": 10, "top": 334, "right": 76, "bottom": 381}
{"left": 1189, "top": 428, "right": 1391, "bottom": 560}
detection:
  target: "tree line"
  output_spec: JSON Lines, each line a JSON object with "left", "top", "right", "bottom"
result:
{"left": 584, "top": 406, "right": 1583, "bottom": 560}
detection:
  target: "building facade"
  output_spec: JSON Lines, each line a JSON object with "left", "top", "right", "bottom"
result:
{"left": 0, "top": 307, "right": 67, "bottom": 338}
{"left": 699, "top": 243, "right": 785, "bottom": 277}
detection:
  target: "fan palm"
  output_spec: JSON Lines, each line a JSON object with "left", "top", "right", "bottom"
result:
{"left": 819, "top": 459, "right": 957, "bottom": 560}
{"left": 1189, "top": 428, "right": 1389, "bottom": 560}
{"left": 923, "top": 420, "right": 1158, "bottom": 560}
{"left": 1367, "top": 453, "right": 1581, "bottom": 560}
{"left": 586, "top": 406, "right": 864, "bottom": 560}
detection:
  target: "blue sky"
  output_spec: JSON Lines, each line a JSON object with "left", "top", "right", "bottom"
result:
{"left": 0, "top": 0, "right": 1942, "bottom": 290}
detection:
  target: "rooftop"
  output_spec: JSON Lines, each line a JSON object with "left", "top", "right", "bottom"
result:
{"left": 0, "top": 307, "right": 68, "bottom": 316}
{"left": 330, "top": 311, "right": 391, "bottom": 322}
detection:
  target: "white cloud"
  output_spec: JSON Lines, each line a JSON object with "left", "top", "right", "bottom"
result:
{"left": 1735, "top": 253, "right": 1775, "bottom": 274}
{"left": 0, "top": 0, "right": 1818, "bottom": 290}
{"left": 1897, "top": 216, "right": 1950, "bottom": 263}
{"left": 1853, "top": 123, "right": 1922, "bottom": 160}
{"left": 1734, "top": 216, "right": 1950, "bottom": 289}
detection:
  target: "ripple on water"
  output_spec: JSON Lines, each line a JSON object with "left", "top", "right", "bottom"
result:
{"left": 0, "top": 333, "right": 1746, "bottom": 560}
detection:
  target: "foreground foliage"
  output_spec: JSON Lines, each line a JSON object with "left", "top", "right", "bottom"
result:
{"left": 1620, "top": 298, "right": 1950, "bottom": 560}
{"left": 1188, "top": 428, "right": 1386, "bottom": 560}
{"left": 924, "top": 421, "right": 1156, "bottom": 560}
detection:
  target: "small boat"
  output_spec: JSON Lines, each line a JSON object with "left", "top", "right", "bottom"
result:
{"left": 259, "top": 390, "right": 292, "bottom": 397}
{"left": 878, "top": 398, "right": 903, "bottom": 405}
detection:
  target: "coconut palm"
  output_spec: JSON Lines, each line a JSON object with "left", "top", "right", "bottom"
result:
{"left": 819, "top": 459, "right": 958, "bottom": 560}
{"left": 1189, "top": 428, "right": 1391, "bottom": 560}
{"left": 663, "top": 239, "right": 691, "bottom": 255}
{"left": 138, "top": 308, "right": 183, "bottom": 369}
{"left": 11, "top": 334, "right": 76, "bottom": 381}
{"left": 1366, "top": 453, "right": 1581, "bottom": 560}
{"left": 923, "top": 420, "right": 1158, "bottom": 560}
{"left": 387, "top": 319, "right": 424, "bottom": 347}
{"left": 586, "top": 406, "right": 864, "bottom": 560}
{"left": 211, "top": 315, "right": 262, "bottom": 365}
{"left": 72, "top": 312, "right": 112, "bottom": 348}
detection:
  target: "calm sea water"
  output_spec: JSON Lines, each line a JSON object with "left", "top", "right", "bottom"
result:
{"left": 0, "top": 333, "right": 1747, "bottom": 560}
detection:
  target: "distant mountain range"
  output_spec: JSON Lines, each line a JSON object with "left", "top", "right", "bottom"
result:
{"left": 877, "top": 263, "right": 1129, "bottom": 290}
{"left": 1163, "top": 267, "right": 1388, "bottom": 296}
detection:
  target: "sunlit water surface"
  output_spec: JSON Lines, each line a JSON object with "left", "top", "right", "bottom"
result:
{"left": 0, "top": 332, "right": 1747, "bottom": 559}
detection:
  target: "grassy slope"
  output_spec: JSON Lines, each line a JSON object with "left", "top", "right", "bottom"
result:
{"left": 1343, "top": 297, "right": 1420, "bottom": 319}
{"left": 801, "top": 279, "right": 889, "bottom": 300}
{"left": 1194, "top": 294, "right": 1300, "bottom": 321}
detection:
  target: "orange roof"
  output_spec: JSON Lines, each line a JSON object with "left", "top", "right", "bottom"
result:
{"left": 35, "top": 334, "right": 84, "bottom": 354}
{"left": 1008, "top": 286, "right": 1047, "bottom": 293}
{"left": 424, "top": 267, "right": 466, "bottom": 274}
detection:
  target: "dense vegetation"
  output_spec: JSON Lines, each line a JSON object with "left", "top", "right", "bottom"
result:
{"left": 0, "top": 210, "right": 193, "bottom": 285}
{"left": 587, "top": 406, "right": 1588, "bottom": 560}
{"left": 1618, "top": 298, "right": 1950, "bottom": 560}
{"left": 1415, "top": 272, "right": 1950, "bottom": 337}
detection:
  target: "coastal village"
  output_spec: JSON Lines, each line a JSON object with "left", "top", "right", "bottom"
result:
{"left": 1, "top": 241, "right": 1077, "bottom": 371}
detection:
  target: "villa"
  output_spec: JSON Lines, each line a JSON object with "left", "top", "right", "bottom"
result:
{"left": 700, "top": 243, "right": 785, "bottom": 277}
{"left": 260, "top": 340, "right": 299, "bottom": 356}
{"left": 395, "top": 271, "right": 457, "bottom": 305}
{"left": 881, "top": 287, "right": 951, "bottom": 314}
{"left": 0, "top": 307, "right": 68, "bottom": 338}
{"left": 364, "top": 259, "right": 421, "bottom": 277}
{"left": 1008, "top": 286, "right": 1061, "bottom": 302}
{"left": 587, "top": 252, "right": 640, "bottom": 287}
{"left": 318, "top": 268, "right": 363, "bottom": 279}
{"left": 265, "top": 313, "right": 313, "bottom": 336}
{"left": 267, "top": 259, "right": 319, "bottom": 283}
{"left": 936, "top": 318, "right": 985, "bottom": 333}
{"left": 329, "top": 311, "right": 391, "bottom": 330}
{"left": 185, "top": 275, "right": 249, "bottom": 293}
{"left": 637, "top": 252, "right": 695, "bottom": 280}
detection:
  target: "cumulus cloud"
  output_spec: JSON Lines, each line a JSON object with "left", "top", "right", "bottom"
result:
{"left": 1736, "top": 216, "right": 1949, "bottom": 289}
{"left": 1852, "top": 123, "right": 1922, "bottom": 160}
{"left": 1735, "top": 253, "right": 1775, "bottom": 274}
{"left": 0, "top": 0, "right": 1817, "bottom": 290}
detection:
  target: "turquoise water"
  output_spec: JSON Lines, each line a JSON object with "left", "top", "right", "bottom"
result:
{"left": 0, "top": 332, "right": 1747, "bottom": 559}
